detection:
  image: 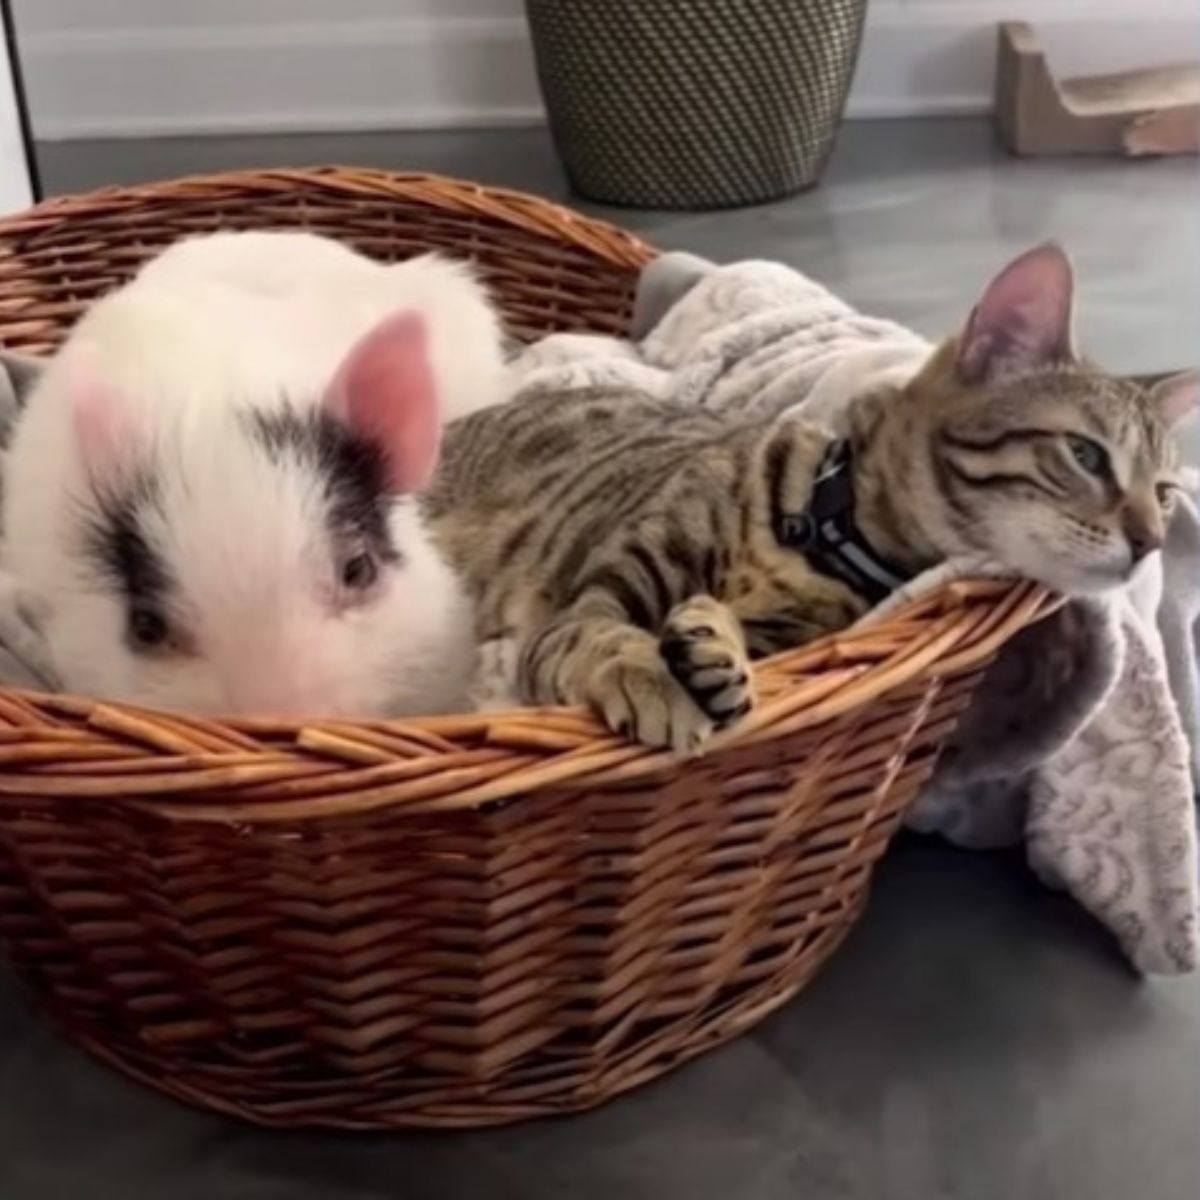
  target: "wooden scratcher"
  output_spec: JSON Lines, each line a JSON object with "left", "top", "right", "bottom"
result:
{"left": 995, "top": 21, "right": 1200, "bottom": 157}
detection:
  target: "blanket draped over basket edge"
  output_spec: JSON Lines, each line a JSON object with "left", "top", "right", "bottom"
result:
{"left": 0, "top": 252, "right": 1195, "bottom": 975}
{"left": 507, "top": 253, "right": 1200, "bottom": 976}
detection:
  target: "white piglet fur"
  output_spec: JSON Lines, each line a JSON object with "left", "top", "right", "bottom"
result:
{"left": 2, "top": 231, "right": 507, "bottom": 718}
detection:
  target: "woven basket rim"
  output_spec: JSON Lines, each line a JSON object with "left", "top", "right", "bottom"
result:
{"left": 0, "top": 579, "right": 1057, "bottom": 821}
{"left": 0, "top": 165, "right": 656, "bottom": 274}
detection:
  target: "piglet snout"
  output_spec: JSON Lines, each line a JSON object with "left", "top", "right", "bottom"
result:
{"left": 217, "top": 634, "right": 343, "bottom": 718}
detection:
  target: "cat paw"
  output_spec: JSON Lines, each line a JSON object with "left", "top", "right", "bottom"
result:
{"left": 659, "top": 596, "right": 754, "bottom": 730}
{"left": 588, "top": 649, "right": 714, "bottom": 754}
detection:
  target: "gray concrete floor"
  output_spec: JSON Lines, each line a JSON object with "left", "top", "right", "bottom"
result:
{"left": 4, "top": 121, "right": 1199, "bottom": 1200}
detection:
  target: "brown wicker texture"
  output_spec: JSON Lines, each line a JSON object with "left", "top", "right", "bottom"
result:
{"left": 0, "top": 167, "right": 650, "bottom": 353}
{"left": 0, "top": 169, "right": 1057, "bottom": 1129}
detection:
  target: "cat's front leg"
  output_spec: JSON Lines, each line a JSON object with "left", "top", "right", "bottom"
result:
{"left": 468, "top": 637, "right": 522, "bottom": 711}
{"left": 589, "top": 638, "right": 718, "bottom": 753}
{"left": 660, "top": 595, "right": 754, "bottom": 729}
{"left": 520, "top": 602, "right": 710, "bottom": 752}
{"left": 518, "top": 593, "right": 753, "bottom": 753}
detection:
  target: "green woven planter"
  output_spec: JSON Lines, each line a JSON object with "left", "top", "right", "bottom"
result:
{"left": 526, "top": 0, "right": 868, "bottom": 210}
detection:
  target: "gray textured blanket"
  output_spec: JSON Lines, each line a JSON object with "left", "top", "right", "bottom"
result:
{"left": 0, "top": 354, "right": 58, "bottom": 693}
{"left": 510, "top": 254, "right": 1200, "bottom": 975}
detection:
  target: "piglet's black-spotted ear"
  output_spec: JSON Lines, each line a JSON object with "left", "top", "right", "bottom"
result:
{"left": 956, "top": 242, "right": 1078, "bottom": 385}
{"left": 1149, "top": 369, "right": 1200, "bottom": 430}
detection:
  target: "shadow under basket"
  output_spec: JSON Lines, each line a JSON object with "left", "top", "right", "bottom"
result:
{"left": 0, "top": 168, "right": 1056, "bottom": 1129}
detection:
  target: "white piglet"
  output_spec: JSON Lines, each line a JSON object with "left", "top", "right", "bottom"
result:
{"left": 2, "top": 231, "right": 507, "bottom": 717}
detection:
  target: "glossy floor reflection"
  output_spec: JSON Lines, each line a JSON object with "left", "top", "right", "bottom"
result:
{"left": 3, "top": 121, "right": 1197, "bottom": 1200}
{"left": 37, "top": 118, "right": 1200, "bottom": 372}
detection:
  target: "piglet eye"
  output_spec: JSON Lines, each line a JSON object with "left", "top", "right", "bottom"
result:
{"left": 1156, "top": 482, "right": 1179, "bottom": 509}
{"left": 128, "top": 606, "right": 170, "bottom": 651}
{"left": 341, "top": 552, "right": 378, "bottom": 590}
{"left": 1067, "top": 435, "right": 1108, "bottom": 476}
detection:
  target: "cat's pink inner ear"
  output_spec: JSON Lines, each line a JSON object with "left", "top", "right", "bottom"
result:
{"left": 69, "top": 352, "right": 133, "bottom": 484}
{"left": 323, "top": 311, "right": 440, "bottom": 493}
{"left": 1151, "top": 370, "right": 1200, "bottom": 429}
{"left": 957, "top": 242, "right": 1077, "bottom": 384}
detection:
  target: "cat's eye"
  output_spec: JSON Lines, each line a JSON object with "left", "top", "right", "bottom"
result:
{"left": 1067, "top": 435, "right": 1109, "bottom": 476}
{"left": 1156, "top": 482, "right": 1180, "bottom": 509}
{"left": 341, "top": 552, "right": 378, "bottom": 591}
{"left": 127, "top": 607, "right": 170, "bottom": 651}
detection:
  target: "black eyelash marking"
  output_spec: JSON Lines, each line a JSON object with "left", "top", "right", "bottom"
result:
{"left": 80, "top": 471, "right": 180, "bottom": 652}
{"left": 247, "top": 407, "right": 401, "bottom": 564}
{"left": 81, "top": 471, "right": 172, "bottom": 609}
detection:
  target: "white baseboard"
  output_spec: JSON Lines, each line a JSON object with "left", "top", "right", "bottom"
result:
{"left": 20, "top": 4, "right": 1200, "bottom": 140}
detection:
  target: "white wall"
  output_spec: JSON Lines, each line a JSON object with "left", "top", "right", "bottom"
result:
{"left": 0, "top": 2, "right": 34, "bottom": 210}
{"left": 12, "top": 0, "right": 1200, "bottom": 140}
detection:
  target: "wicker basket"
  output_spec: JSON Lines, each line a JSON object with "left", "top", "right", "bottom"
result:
{"left": 0, "top": 168, "right": 1055, "bottom": 1129}
{"left": 526, "top": 0, "right": 868, "bottom": 208}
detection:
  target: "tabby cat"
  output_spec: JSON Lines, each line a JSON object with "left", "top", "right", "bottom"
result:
{"left": 423, "top": 244, "right": 1196, "bottom": 750}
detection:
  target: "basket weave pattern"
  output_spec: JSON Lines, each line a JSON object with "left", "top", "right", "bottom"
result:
{"left": 0, "top": 169, "right": 1054, "bottom": 1128}
{"left": 527, "top": 0, "right": 868, "bottom": 208}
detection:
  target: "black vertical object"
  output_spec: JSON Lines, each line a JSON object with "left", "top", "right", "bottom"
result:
{"left": 0, "top": 0, "right": 40, "bottom": 202}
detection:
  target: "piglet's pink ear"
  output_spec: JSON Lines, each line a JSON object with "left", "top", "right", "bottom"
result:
{"left": 323, "top": 311, "right": 440, "bottom": 494}
{"left": 69, "top": 351, "right": 134, "bottom": 486}
{"left": 957, "top": 242, "right": 1078, "bottom": 385}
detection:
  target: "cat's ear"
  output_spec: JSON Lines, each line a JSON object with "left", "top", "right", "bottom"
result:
{"left": 1148, "top": 369, "right": 1200, "bottom": 429}
{"left": 322, "top": 310, "right": 441, "bottom": 493}
{"left": 956, "top": 243, "right": 1077, "bottom": 384}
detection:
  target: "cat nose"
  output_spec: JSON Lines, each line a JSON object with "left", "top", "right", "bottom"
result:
{"left": 1129, "top": 532, "right": 1163, "bottom": 563}
{"left": 1124, "top": 513, "right": 1164, "bottom": 562}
